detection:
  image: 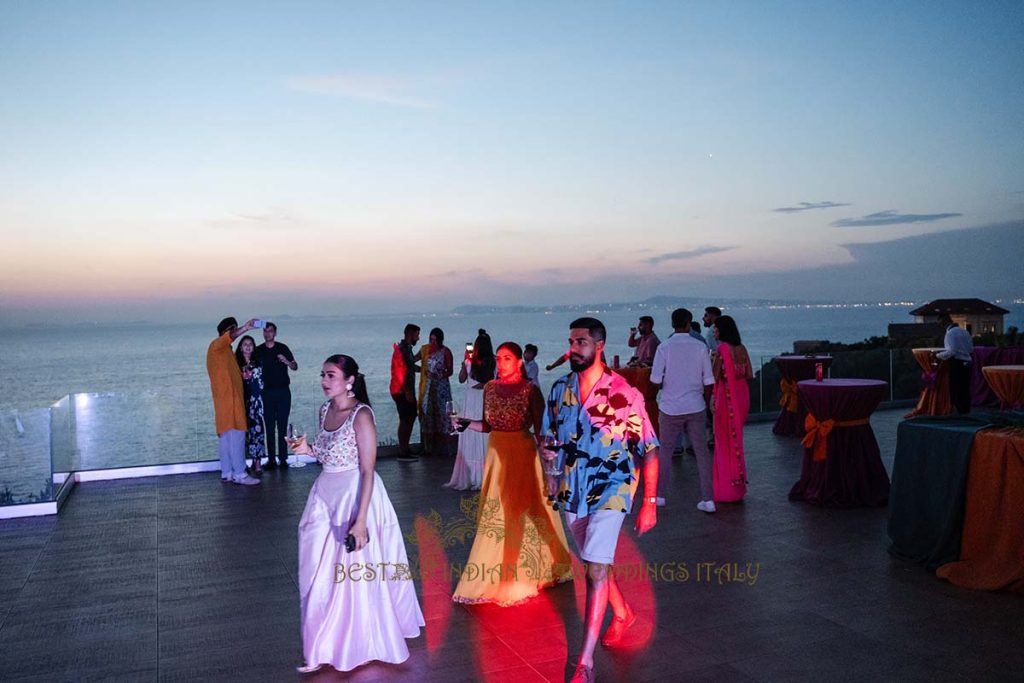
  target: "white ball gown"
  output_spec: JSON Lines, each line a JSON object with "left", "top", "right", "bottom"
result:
{"left": 297, "top": 402, "right": 424, "bottom": 673}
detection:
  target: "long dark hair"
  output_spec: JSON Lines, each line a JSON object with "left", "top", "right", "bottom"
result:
{"left": 496, "top": 341, "right": 529, "bottom": 380}
{"left": 235, "top": 335, "right": 258, "bottom": 369}
{"left": 714, "top": 315, "right": 742, "bottom": 346}
{"left": 471, "top": 329, "right": 496, "bottom": 384}
{"left": 429, "top": 327, "right": 445, "bottom": 346}
{"left": 324, "top": 354, "right": 371, "bottom": 406}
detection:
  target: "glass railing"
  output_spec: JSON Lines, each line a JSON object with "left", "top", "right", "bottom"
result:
{"left": 752, "top": 349, "right": 921, "bottom": 415}
{"left": 1, "top": 406, "right": 55, "bottom": 505}
{"left": 0, "top": 348, "right": 928, "bottom": 509}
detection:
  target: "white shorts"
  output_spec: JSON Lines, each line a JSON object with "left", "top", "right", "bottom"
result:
{"left": 564, "top": 509, "right": 626, "bottom": 565}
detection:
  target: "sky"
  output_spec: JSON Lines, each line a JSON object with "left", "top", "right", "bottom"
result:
{"left": 1, "top": 1, "right": 1022, "bottom": 324}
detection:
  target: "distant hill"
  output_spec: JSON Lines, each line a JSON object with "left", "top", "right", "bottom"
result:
{"left": 450, "top": 295, "right": 909, "bottom": 316}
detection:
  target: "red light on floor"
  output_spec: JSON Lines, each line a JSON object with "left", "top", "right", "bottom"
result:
{"left": 413, "top": 514, "right": 453, "bottom": 654}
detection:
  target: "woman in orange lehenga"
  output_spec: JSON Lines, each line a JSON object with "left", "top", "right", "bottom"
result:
{"left": 452, "top": 342, "right": 573, "bottom": 606}
{"left": 712, "top": 315, "right": 754, "bottom": 504}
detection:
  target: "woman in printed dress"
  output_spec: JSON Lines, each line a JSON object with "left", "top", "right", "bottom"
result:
{"left": 444, "top": 329, "right": 495, "bottom": 490}
{"left": 290, "top": 354, "right": 424, "bottom": 674}
{"left": 452, "top": 342, "right": 573, "bottom": 606}
{"left": 418, "top": 327, "right": 454, "bottom": 456}
{"left": 711, "top": 316, "right": 754, "bottom": 504}
{"left": 234, "top": 335, "right": 265, "bottom": 476}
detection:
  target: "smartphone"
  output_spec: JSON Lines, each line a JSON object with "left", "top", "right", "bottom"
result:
{"left": 253, "top": 319, "right": 266, "bottom": 328}
{"left": 465, "top": 343, "right": 474, "bottom": 353}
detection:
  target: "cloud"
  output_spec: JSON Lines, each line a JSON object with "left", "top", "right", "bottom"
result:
{"left": 646, "top": 246, "right": 734, "bottom": 265}
{"left": 773, "top": 201, "right": 850, "bottom": 213}
{"left": 287, "top": 74, "right": 435, "bottom": 109}
{"left": 206, "top": 207, "right": 306, "bottom": 230}
{"left": 831, "top": 210, "right": 962, "bottom": 227}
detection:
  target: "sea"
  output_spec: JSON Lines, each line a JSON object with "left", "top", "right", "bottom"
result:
{"left": 2, "top": 301, "right": 1022, "bottom": 504}
{"left": 5, "top": 301, "right": 1023, "bottom": 416}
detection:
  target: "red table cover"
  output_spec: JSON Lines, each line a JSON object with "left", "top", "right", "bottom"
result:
{"left": 788, "top": 379, "right": 890, "bottom": 507}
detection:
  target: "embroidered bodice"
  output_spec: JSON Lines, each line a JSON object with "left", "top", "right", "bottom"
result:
{"left": 714, "top": 343, "right": 751, "bottom": 381}
{"left": 484, "top": 380, "right": 534, "bottom": 432}
{"left": 312, "top": 402, "right": 373, "bottom": 471}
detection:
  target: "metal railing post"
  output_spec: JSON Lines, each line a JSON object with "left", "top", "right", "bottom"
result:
{"left": 889, "top": 350, "right": 894, "bottom": 401}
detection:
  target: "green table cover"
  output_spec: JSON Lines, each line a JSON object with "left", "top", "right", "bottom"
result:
{"left": 887, "top": 416, "right": 991, "bottom": 570}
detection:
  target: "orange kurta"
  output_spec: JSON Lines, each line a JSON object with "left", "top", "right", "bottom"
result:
{"left": 206, "top": 331, "right": 247, "bottom": 435}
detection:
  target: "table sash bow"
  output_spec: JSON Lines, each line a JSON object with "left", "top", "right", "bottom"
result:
{"left": 802, "top": 413, "right": 871, "bottom": 462}
{"left": 779, "top": 378, "right": 800, "bottom": 413}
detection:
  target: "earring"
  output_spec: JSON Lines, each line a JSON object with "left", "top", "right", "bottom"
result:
{"left": 345, "top": 383, "right": 355, "bottom": 398}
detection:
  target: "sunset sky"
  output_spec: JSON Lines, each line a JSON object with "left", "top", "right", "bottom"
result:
{"left": 1, "top": 1, "right": 1022, "bottom": 324}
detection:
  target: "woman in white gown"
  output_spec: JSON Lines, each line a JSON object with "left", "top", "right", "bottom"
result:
{"left": 444, "top": 329, "right": 494, "bottom": 490}
{"left": 291, "top": 354, "right": 424, "bottom": 674}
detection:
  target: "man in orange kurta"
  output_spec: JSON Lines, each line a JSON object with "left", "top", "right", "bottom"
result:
{"left": 207, "top": 317, "right": 261, "bottom": 485}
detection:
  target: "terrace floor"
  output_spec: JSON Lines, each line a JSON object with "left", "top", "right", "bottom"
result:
{"left": 0, "top": 408, "right": 1020, "bottom": 682}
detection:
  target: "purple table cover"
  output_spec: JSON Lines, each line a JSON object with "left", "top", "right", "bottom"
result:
{"left": 788, "top": 379, "right": 890, "bottom": 507}
{"left": 970, "top": 347, "right": 1024, "bottom": 407}
{"left": 772, "top": 356, "right": 833, "bottom": 437}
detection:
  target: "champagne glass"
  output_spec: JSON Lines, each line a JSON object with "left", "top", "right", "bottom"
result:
{"left": 540, "top": 435, "right": 564, "bottom": 505}
{"left": 287, "top": 423, "right": 308, "bottom": 468}
{"left": 445, "top": 400, "right": 459, "bottom": 435}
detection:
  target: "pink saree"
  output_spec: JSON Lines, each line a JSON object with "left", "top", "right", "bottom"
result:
{"left": 713, "top": 343, "right": 749, "bottom": 502}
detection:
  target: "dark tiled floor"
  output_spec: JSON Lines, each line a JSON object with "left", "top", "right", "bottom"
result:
{"left": 0, "top": 409, "right": 1020, "bottom": 682}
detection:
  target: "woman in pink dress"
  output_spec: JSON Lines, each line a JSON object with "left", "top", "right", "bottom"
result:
{"left": 291, "top": 354, "right": 424, "bottom": 674}
{"left": 711, "top": 316, "right": 753, "bottom": 505}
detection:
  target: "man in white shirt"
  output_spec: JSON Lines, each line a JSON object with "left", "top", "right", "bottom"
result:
{"left": 651, "top": 308, "right": 716, "bottom": 512}
{"left": 702, "top": 306, "right": 722, "bottom": 448}
{"left": 702, "top": 306, "right": 721, "bottom": 354}
{"left": 934, "top": 314, "right": 974, "bottom": 414}
{"left": 523, "top": 344, "right": 540, "bottom": 388}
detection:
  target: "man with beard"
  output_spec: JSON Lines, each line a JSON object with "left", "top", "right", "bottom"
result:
{"left": 541, "top": 317, "right": 660, "bottom": 683}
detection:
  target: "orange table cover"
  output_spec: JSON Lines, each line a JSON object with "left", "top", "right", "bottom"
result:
{"left": 936, "top": 427, "right": 1024, "bottom": 593}
{"left": 613, "top": 366, "right": 660, "bottom": 436}
{"left": 981, "top": 365, "right": 1024, "bottom": 409}
{"left": 906, "top": 348, "right": 952, "bottom": 417}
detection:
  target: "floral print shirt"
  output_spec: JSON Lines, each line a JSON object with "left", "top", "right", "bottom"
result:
{"left": 542, "top": 368, "right": 659, "bottom": 518}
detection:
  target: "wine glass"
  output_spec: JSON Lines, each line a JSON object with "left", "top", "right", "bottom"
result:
{"left": 287, "top": 423, "right": 308, "bottom": 468}
{"left": 445, "top": 400, "right": 459, "bottom": 435}
{"left": 540, "top": 435, "right": 564, "bottom": 505}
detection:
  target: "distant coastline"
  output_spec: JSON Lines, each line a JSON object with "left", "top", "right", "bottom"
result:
{"left": 9, "top": 294, "right": 1023, "bottom": 330}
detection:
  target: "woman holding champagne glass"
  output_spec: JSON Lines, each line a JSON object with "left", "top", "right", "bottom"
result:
{"left": 289, "top": 354, "right": 423, "bottom": 674}
{"left": 444, "top": 329, "right": 494, "bottom": 490}
{"left": 451, "top": 342, "right": 572, "bottom": 606}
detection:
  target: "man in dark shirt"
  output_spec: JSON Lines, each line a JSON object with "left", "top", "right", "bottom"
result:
{"left": 390, "top": 324, "right": 421, "bottom": 462}
{"left": 256, "top": 322, "right": 298, "bottom": 468}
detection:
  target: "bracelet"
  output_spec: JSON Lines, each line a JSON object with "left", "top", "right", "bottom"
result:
{"left": 644, "top": 496, "right": 658, "bottom": 505}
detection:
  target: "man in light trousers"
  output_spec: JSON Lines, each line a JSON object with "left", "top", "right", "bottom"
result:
{"left": 651, "top": 308, "right": 716, "bottom": 512}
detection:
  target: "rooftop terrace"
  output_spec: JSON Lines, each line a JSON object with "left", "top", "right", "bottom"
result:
{"left": 0, "top": 408, "right": 1019, "bottom": 682}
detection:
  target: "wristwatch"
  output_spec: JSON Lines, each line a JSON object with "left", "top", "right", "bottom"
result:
{"left": 644, "top": 496, "right": 658, "bottom": 505}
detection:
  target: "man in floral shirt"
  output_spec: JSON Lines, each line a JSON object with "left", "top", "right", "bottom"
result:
{"left": 541, "top": 317, "right": 660, "bottom": 683}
